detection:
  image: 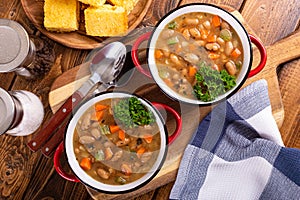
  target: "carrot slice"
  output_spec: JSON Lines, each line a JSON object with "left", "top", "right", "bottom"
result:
{"left": 155, "top": 49, "right": 164, "bottom": 59}
{"left": 231, "top": 48, "right": 242, "bottom": 59}
{"left": 200, "top": 29, "right": 208, "bottom": 39}
{"left": 208, "top": 52, "right": 220, "bottom": 60}
{"left": 212, "top": 15, "right": 221, "bottom": 27}
{"left": 188, "top": 66, "right": 197, "bottom": 77}
{"left": 80, "top": 157, "right": 92, "bottom": 171}
{"left": 207, "top": 34, "right": 217, "bottom": 43}
{"left": 118, "top": 130, "right": 126, "bottom": 141}
{"left": 95, "top": 103, "right": 108, "bottom": 111}
{"left": 164, "top": 78, "right": 174, "bottom": 87}
{"left": 91, "top": 111, "right": 104, "bottom": 121}
{"left": 137, "top": 147, "right": 146, "bottom": 158}
{"left": 109, "top": 125, "right": 120, "bottom": 133}
{"left": 144, "top": 135, "right": 153, "bottom": 143}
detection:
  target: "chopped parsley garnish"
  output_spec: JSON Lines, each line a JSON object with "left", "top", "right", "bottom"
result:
{"left": 168, "top": 21, "right": 177, "bottom": 29}
{"left": 113, "top": 97, "right": 155, "bottom": 128}
{"left": 193, "top": 62, "right": 236, "bottom": 102}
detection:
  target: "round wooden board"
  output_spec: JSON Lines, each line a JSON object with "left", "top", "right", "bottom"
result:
{"left": 20, "top": 0, "right": 153, "bottom": 49}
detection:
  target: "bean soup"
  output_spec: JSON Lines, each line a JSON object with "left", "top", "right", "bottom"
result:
{"left": 155, "top": 12, "right": 243, "bottom": 101}
{"left": 73, "top": 97, "right": 161, "bottom": 185}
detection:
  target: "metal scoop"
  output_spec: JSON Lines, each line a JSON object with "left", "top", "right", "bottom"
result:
{"left": 28, "top": 42, "right": 127, "bottom": 152}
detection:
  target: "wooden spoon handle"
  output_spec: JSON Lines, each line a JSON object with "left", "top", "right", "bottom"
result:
{"left": 27, "top": 91, "right": 83, "bottom": 152}
{"left": 41, "top": 121, "right": 67, "bottom": 157}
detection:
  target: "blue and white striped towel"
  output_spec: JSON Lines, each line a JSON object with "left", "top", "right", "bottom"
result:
{"left": 170, "top": 79, "right": 300, "bottom": 200}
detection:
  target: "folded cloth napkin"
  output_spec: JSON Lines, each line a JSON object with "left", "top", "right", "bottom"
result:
{"left": 170, "top": 80, "right": 300, "bottom": 200}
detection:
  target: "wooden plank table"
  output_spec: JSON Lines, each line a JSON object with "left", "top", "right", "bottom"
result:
{"left": 0, "top": 0, "right": 299, "bottom": 199}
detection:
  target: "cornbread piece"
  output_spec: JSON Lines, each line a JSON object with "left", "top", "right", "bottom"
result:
{"left": 44, "top": 0, "right": 79, "bottom": 32}
{"left": 78, "top": 0, "right": 106, "bottom": 7}
{"left": 84, "top": 5, "right": 128, "bottom": 37}
{"left": 108, "top": 0, "right": 138, "bottom": 14}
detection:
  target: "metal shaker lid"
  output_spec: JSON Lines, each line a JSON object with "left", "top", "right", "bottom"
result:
{"left": 0, "top": 19, "right": 30, "bottom": 72}
{"left": 0, "top": 87, "right": 15, "bottom": 135}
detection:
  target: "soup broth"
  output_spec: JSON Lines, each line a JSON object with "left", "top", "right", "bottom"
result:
{"left": 73, "top": 98, "right": 161, "bottom": 185}
{"left": 155, "top": 12, "right": 243, "bottom": 101}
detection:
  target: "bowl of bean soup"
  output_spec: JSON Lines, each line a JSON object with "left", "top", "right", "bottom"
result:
{"left": 54, "top": 92, "right": 182, "bottom": 193}
{"left": 132, "top": 3, "right": 267, "bottom": 105}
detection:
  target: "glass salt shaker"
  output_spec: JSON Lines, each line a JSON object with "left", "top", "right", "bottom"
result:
{"left": 0, "top": 19, "right": 54, "bottom": 78}
{"left": 0, "top": 87, "right": 44, "bottom": 136}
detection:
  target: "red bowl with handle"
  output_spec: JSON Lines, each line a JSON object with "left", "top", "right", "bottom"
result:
{"left": 132, "top": 3, "right": 267, "bottom": 105}
{"left": 54, "top": 91, "right": 182, "bottom": 193}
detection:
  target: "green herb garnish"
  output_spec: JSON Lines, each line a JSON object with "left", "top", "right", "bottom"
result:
{"left": 113, "top": 97, "right": 155, "bottom": 128}
{"left": 168, "top": 21, "right": 177, "bottom": 29}
{"left": 99, "top": 125, "right": 110, "bottom": 135}
{"left": 193, "top": 62, "right": 236, "bottom": 102}
{"left": 115, "top": 176, "right": 127, "bottom": 185}
{"left": 167, "top": 36, "right": 179, "bottom": 45}
{"left": 94, "top": 150, "right": 104, "bottom": 161}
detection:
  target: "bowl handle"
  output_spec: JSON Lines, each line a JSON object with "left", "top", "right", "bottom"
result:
{"left": 151, "top": 102, "right": 182, "bottom": 145}
{"left": 131, "top": 32, "right": 152, "bottom": 78}
{"left": 248, "top": 35, "right": 267, "bottom": 78}
{"left": 54, "top": 142, "right": 80, "bottom": 182}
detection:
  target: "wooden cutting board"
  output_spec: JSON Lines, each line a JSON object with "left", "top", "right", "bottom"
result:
{"left": 48, "top": 10, "right": 300, "bottom": 200}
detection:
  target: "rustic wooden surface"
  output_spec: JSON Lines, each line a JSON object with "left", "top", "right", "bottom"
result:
{"left": 0, "top": 0, "right": 299, "bottom": 199}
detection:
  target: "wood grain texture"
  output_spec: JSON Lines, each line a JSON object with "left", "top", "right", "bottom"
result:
{"left": 278, "top": 58, "right": 300, "bottom": 148}
{"left": 0, "top": 0, "right": 299, "bottom": 199}
{"left": 46, "top": 4, "right": 300, "bottom": 200}
{"left": 20, "top": 0, "right": 153, "bottom": 49}
{"left": 241, "top": 0, "right": 300, "bottom": 45}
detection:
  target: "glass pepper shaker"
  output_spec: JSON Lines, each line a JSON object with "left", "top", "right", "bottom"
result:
{"left": 0, "top": 19, "right": 55, "bottom": 78}
{"left": 0, "top": 87, "right": 44, "bottom": 136}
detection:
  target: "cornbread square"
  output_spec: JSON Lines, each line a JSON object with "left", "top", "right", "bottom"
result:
{"left": 84, "top": 5, "right": 128, "bottom": 37}
{"left": 108, "top": 0, "right": 138, "bottom": 13}
{"left": 78, "top": 0, "right": 106, "bottom": 7}
{"left": 44, "top": 0, "right": 79, "bottom": 32}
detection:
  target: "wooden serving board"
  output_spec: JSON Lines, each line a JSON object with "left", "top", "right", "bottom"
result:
{"left": 21, "top": 0, "right": 153, "bottom": 49}
{"left": 48, "top": 10, "right": 300, "bottom": 200}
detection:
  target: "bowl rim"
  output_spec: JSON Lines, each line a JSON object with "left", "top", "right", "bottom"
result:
{"left": 147, "top": 3, "right": 253, "bottom": 105}
{"left": 64, "top": 91, "right": 169, "bottom": 193}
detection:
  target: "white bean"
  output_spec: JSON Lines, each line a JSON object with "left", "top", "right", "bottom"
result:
{"left": 182, "top": 29, "right": 191, "bottom": 40}
{"left": 184, "top": 18, "right": 199, "bottom": 25}
{"left": 217, "top": 37, "right": 225, "bottom": 46}
{"left": 195, "top": 40, "right": 206, "bottom": 46}
{"left": 212, "top": 43, "right": 220, "bottom": 51}
{"left": 91, "top": 128, "right": 101, "bottom": 140}
{"left": 225, "top": 61, "right": 237, "bottom": 75}
{"left": 79, "top": 135, "right": 95, "bottom": 144}
{"left": 172, "top": 73, "right": 180, "bottom": 80}
{"left": 161, "top": 29, "right": 174, "bottom": 39}
{"left": 97, "top": 168, "right": 110, "bottom": 179}
{"left": 170, "top": 54, "right": 181, "bottom": 66}
{"left": 203, "top": 21, "right": 211, "bottom": 29}
{"left": 225, "top": 41, "right": 234, "bottom": 56}
{"left": 184, "top": 53, "right": 199, "bottom": 64}
{"left": 189, "top": 28, "right": 201, "bottom": 39}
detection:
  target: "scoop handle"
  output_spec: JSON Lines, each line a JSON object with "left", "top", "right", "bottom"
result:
{"left": 152, "top": 102, "right": 182, "bottom": 144}
{"left": 27, "top": 91, "right": 83, "bottom": 152}
{"left": 54, "top": 142, "right": 80, "bottom": 182}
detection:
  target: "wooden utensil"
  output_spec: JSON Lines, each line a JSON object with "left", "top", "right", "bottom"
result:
{"left": 27, "top": 42, "right": 127, "bottom": 152}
